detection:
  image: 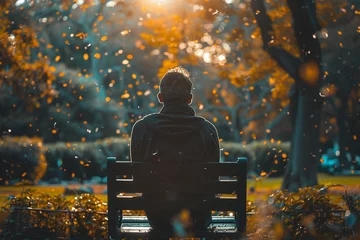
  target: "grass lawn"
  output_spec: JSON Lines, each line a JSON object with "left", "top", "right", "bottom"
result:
{"left": 0, "top": 174, "right": 359, "bottom": 204}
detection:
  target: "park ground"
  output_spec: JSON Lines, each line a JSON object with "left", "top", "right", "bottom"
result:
{"left": 1, "top": 174, "right": 359, "bottom": 204}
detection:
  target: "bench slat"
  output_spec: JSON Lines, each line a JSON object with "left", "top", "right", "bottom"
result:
{"left": 115, "top": 197, "right": 241, "bottom": 211}
{"left": 113, "top": 180, "right": 241, "bottom": 194}
{"left": 121, "top": 215, "right": 236, "bottom": 223}
{"left": 109, "top": 161, "right": 246, "bottom": 177}
{"left": 119, "top": 226, "right": 238, "bottom": 238}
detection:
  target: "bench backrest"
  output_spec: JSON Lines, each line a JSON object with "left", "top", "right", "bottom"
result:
{"left": 107, "top": 157, "right": 247, "bottom": 237}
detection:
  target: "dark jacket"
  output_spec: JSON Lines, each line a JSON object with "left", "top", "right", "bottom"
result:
{"left": 130, "top": 103, "right": 220, "bottom": 230}
{"left": 130, "top": 104, "right": 220, "bottom": 163}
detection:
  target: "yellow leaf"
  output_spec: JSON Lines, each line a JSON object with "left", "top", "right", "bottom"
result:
{"left": 121, "top": 93, "right": 130, "bottom": 99}
{"left": 299, "top": 61, "right": 320, "bottom": 86}
{"left": 94, "top": 53, "right": 101, "bottom": 59}
{"left": 101, "top": 36, "right": 107, "bottom": 41}
{"left": 121, "top": 30, "right": 130, "bottom": 36}
{"left": 55, "top": 56, "right": 61, "bottom": 62}
{"left": 83, "top": 53, "right": 89, "bottom": 60}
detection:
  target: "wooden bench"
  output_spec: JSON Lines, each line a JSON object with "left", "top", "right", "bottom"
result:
{"left": 107, "top": 157, "right": 247, "bottom": 239}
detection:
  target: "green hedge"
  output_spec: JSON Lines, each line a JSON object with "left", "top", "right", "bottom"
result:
{"left": 222, "top": 140, "right": 290, "bottom": 177}
{"left": 0, "top": 137, "right": 46, "bottom": 185}
{"left": 43, "top": 138, "right": 130, "bottom": 181}
{"left": 43, "top": 138, "right": 291, "bottom": 181}
{"left": 1, "top": 137, "right": 291, "bottom": 183}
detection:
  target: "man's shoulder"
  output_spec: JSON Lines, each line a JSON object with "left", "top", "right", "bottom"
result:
{"left": 133, "top": 113, "right": 216, "bottom": 131}
{"left": 200, "top": 117, "right": 218, "bottom": 132}
{"left": 133, "top": 113, "right": 158, "bottom": 127}
{"left": 189, "top": 115, "right": 218, "bottom": 134}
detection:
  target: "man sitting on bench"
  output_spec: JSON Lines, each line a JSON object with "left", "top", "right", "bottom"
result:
{"left": 130, "top": 67, "right": 220, "bottom": 234}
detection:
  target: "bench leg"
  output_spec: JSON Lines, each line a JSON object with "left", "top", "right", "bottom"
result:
{"left": 108, "top": 209, "right": 117, "bottom": 239}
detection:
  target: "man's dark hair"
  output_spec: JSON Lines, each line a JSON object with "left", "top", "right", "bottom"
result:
{"left": 160, "top": 67, "right": 192, "bottom": 104}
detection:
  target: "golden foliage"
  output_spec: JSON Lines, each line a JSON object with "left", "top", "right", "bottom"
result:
{"left": 140, "top": 2, "right": 218, "bottom": 79}
{"left": 249, "top": 184, "right": 356, "bottom": 239}
{"left": 1, "top": 185, "right": 358, "bottom": 239}
{"left": 225, "top": 0, "right": 351, "bottom": 102}
{"left": 2, "top": 189, "right": 107, "bottom": 239}
{"left": 0, "top": 1, "right": 55, "bottom": 107}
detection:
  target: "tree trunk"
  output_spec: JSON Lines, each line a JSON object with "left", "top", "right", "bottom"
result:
{"left": 337, "top": 96, "right": 350, "bottom": 170}
{"left": 283, "top": 92, "right": 321, "bottom": 190}
{"left": 251, "top": 0, "right": 323, "bottom": 191}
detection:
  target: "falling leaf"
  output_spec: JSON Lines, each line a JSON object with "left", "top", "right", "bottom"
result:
{"left": 121, "top": 93, "right": 130, "bottom": 99}
{"left": 121, "top": 30, "right": 130, "bottom": 36}
{"left": 299, "top": 61, "right": 320, "bottom": 85}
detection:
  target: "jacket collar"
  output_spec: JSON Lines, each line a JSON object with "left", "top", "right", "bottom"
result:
{"left": 160, "top": 103, "right": 196, "bottom": 116}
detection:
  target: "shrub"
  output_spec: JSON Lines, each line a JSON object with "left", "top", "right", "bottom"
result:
{"left": 251, "top": 184, "right": 357, "bottom": 239}
{"left": 1, "top": 185, "right": 359, "bottom": 239}
{"left": 1, "top": 189, "right": 107, "bottom": 239}
{"left": 1, "top": 137, "right": 292, "bottom": 183}
{"left": 221, "top": 140, "right": 290, "bottom": 177}
{"left": 43, "top": 137, "right": 130, "bottom": 181}
{"left": 0, "top": 137, "right": 46, "bottom": 185}
{"left": 43, "top": 138, "right": 291, "bottom": 181}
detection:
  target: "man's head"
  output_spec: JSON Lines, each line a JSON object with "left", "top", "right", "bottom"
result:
{"left": 158, "top": 67, "right": 193, "bottom": 105}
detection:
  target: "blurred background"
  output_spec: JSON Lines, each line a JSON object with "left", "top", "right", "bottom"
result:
{"left": 0, "top": 0, "right": 360, "bottom": 188}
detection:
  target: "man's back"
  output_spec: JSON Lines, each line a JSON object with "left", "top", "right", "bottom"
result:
{"left": 131, "top": 104, "right": 219, "bottom": 164}
{"left": 130, "top": 104, "right": 220, "bottom": 231}
{"left": 129, "top": 67, "right": 220, "bottom": 234}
